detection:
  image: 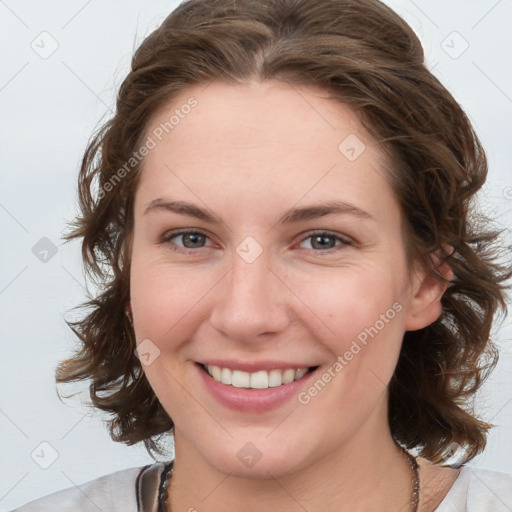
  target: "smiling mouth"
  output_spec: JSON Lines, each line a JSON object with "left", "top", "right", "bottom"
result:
{"left": 198, "top": 363, "right": 319, "bottom": 389}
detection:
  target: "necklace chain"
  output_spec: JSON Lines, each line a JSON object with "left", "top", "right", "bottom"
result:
{"left": 159, "top": 447, "right": 420, "bottom": 512}
{"left": 158, "top": 462, "right": 173, "bottom": 512}
{"left": 401, "top": 446, "right": 420, "bottom": 512}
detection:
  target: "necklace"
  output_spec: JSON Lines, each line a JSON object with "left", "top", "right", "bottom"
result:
{"left": 157, "top": 461, "right": 173, "bottom": 512}
{"left": 401, "top": 446, "right": 420, "bottom": 512}
{"left": 158, "top": 448, "right": 420, "bottom": 512}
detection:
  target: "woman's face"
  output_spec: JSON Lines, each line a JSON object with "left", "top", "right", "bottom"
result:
{"left": 130, "top": 80, "right": 441, "bottom": 477}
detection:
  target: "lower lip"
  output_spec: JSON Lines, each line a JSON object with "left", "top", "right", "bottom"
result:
{"left": 195, "top": 363, "right": 319, "bottom": 413}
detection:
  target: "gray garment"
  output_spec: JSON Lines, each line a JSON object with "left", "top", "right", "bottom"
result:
{"left": 11, "top": 462, "right": 512, "bottom": 511}
{"left": 12, "top": 461, "right": 172, "bottom": 512}
{"left": 434, "top": 465, "right": 512, "bottom": 512}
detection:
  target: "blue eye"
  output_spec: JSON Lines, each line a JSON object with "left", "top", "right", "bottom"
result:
{"left": 299, "top": 231, "right": 352, "bottom": 252}
{"left": 161, "top": 230, "right": 210, "bottom": 252}
{"left": 160, "top": 229, "right": 352, "bottom": 255}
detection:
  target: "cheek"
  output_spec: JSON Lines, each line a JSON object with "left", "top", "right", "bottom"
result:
{"left": 129, "top": 259, "right": 203, "bottom": 411}
{"left": 288, "top": 262, "right": 407, "bottom": 354}
{"left": 296, "top": 271, "right": 407, "bottom": 420}
{"left": 129, "top": 257, "right": 216, "bottom": 341}
{"left": 291, "top": 265, "right": 408, "bottom": 417}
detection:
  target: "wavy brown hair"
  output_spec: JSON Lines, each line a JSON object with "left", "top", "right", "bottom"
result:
{"left": 57, "top": 0, "right": 511, "bottom": 462}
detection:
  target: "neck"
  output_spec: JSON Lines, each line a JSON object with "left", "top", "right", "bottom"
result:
{"left": 168, "top": 425, "right": 415, "bottom": 512}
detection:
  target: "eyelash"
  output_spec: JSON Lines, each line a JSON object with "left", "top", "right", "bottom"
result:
{"left": 159, "top": 229, "right": 354, "bottom": 255}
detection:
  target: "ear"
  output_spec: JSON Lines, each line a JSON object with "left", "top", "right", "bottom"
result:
{"left": 404, "top": 246, "right": 453, "bottom": 331}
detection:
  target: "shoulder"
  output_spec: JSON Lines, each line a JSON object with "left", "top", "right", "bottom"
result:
{"left": 11, "top": 462, "right": 170, "bottom": 512}
{"left": 435, "top": 465, "right": 512, "bottom": 512}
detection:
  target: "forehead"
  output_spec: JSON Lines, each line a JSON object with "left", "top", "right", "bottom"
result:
{"left": 145, "top": 79, "right": 369, "bottom": 161}
{"left": 135, "top": 80, "right": 396, "bottom": 220}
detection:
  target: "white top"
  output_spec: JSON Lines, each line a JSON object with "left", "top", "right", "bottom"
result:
{"left": 12, "top": 462, "right": 512, "bottom": 511}
{"left": 434, "top": 465, "right": 512, "bottom": 512}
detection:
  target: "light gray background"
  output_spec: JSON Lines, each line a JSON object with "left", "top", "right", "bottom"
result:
{"left": 1, "top": 1, "right": 511, "bottom": 509}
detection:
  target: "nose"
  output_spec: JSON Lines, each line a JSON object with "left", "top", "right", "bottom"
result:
{"left": 209, "top": 248, "right": 291, "bottom": 343}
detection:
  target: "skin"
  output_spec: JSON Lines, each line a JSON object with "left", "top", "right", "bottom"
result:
{"left": 128, "top": 80, "right": 459, "bottom": 511}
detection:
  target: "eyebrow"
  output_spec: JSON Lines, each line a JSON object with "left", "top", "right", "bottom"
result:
{"left": 144, "top": 198, "right": 219, "bottom": 222}
{"left": 143, "top": 198, "right": 375, "bottom": 224}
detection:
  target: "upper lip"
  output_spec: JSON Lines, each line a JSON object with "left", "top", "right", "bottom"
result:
{"left": 196, "top": 359, "right": 319, "bottom": 373}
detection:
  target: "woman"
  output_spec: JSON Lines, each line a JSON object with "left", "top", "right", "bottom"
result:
{"left": 14, "top": 0, "right": 512, "bottom": 510}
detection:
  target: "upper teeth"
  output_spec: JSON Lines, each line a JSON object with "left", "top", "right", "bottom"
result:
{"left": 206, "top": 365, "right": 309, "bottom": 389}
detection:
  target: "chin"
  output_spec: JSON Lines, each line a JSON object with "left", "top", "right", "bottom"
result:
{"left": 195, "top": 434, "right": 315, "bottom": 480}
